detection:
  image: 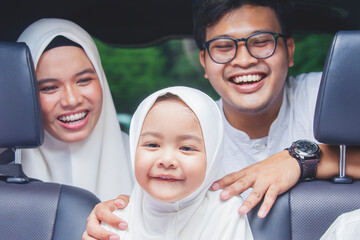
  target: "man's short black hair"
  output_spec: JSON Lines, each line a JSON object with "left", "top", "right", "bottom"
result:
{"left": 192, "top": 0, "right": 293, "bottom": 49}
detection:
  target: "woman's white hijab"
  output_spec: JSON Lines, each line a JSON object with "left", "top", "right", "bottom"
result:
{"left": 17, "top": 18, "right": 134, "bottom": 200}
{"left": 103, "top": 86, "right": 253, "bottom": 239}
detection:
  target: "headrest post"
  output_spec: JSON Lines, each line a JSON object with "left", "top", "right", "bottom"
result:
{"left": 14, "top": 149, "right": 21, "bottom": 164}
{"left": 331, "top": 145, "right": 353, "bottom": 184}
{"left": 339, "top": 145, "right": 346, "bottom": 178}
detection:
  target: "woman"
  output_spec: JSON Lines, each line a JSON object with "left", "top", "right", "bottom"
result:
{"left": 17, "top": 18, "right": 134, "bottom": 201}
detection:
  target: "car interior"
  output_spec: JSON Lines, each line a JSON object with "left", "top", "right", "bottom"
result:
{"left": 248, "top": 30, "right": 360, "bottom": 240}
{"left": 1, "top": 0, "right": 360, "bottom": 239}
{"left": 0, "top": 42, "right": 100, "bottom": 239}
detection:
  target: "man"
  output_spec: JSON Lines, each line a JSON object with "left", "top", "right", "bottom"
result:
{"left": 83, "top": 1, "right": 360, "bottom": 239}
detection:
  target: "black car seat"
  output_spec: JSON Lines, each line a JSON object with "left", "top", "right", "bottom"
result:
{"left": 247, "top": 30, "right": 360, "bottom": 240}
{"left": 0, "top": 41, "right": 100, "bottom": 240}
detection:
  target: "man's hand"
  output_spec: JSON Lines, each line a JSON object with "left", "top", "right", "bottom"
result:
{"left": 82, "top": 195, "right": 130, "bottom": 240}
{"left": 210, "top": 150, "right": 300, "bottom": 218}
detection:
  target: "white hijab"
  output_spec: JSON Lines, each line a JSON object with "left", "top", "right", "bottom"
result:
{"left": 102, "top": 86, "right": 253, "bottom": 240}
{"left": 17, "top": 18, "right": 134, "bottom": 200}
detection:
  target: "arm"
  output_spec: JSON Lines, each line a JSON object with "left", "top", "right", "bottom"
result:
{"left": 82, "top": 195, "right": 129, "bottom": 240}
{"left": 211, "top": 145, "right": 360, "bottom": 218}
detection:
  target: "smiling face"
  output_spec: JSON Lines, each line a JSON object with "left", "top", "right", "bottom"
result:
{"left": 199, "top": 5, "right": 295, "bottom": 125}
{"left": 36, "top": 46, "right": 103, "bottom": 143}
{"left": 135, "top": 99, "right": 207, "bottom": 203}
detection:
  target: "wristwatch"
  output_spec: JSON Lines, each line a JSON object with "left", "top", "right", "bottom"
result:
{"left": 285, "top": 140, "right": 320, "bottom": 181}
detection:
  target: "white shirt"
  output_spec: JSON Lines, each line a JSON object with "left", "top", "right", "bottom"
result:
{"left": 217, "top": 72, "right": 322, "bottom": 176}
{"left": 320, "top": 209, "right": 360, "bottom": 240}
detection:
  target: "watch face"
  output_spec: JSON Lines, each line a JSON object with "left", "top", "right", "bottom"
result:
{"left": 294, "top": 140, "right": 319, "bottom": 157}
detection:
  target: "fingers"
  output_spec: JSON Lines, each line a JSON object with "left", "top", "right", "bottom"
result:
{"left": 86, "top": 195, "right": 130, "bottom": 239}
{"left": 82, "top": 230, "right": 96, "bottom": 240}
{"left": 114, "top": 195, "right": 130, "bottom": 210}
{"left": 256, "top": 185, "right": 279, "bottom": 218}
{"left": 210, "top": 171, "right": 246, "bottom": 191}
{"left": 237, "top": 182, "right": 268, "bottom": 216}
{"left": 216, "top": 150, "right": 302, "bottom": 218}
{"left": 86, "top": 207, "right": 121, "bottom": 240}
{"left": 82, "top": 230, "right": 117, "bottom": 240}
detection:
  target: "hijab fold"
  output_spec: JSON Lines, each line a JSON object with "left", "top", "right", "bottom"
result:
{"left": 103, "top": 86, "right": 253, "bottom": 239}
{"left": 17, "top": 18, "right": 134, "bottom": 200}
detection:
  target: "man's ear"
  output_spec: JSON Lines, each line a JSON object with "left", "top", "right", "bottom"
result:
{"left": 286, "top": 37, "right": 295, "bottom": 67}
{"left": 199, "top": 50, "right": 208, "bottom": 79}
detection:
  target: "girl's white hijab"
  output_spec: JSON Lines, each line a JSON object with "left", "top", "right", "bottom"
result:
{"left": 112, "top": 86, "right": 252, "bottom": 239}
{"left": 17, "top": 18, "right": 134, "bottom": 200}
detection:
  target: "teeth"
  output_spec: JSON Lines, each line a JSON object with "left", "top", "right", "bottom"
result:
{"left": 159, "top": 176, "right": 174, "bottom": 180}
{"left": 59, "top": 111, "right": 87, "bottom": 123}
{"left": 233, "top": 74, "right": 261, "bottom": 83}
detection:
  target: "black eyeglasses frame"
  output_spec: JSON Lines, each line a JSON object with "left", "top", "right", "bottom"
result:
{"left": 202, "top": 31, "right": 286, "bottom": 64}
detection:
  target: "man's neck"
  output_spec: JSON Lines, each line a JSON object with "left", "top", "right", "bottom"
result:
{"left": 222, "top": 94, "right": 283, "bottom": 139}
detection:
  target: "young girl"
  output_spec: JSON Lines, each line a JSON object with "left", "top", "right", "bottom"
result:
{"left": 102, "top": 86, "right": 253, "bottom": 239}
{"left": 17, "top": 18, "right": 134, "bottom": 200}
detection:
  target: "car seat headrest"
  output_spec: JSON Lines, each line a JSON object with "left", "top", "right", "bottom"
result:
{"left": 0, "top": 41, "right": 43, "bottom": 148}
{"left": 314, "top": 30, "right": 360, "bottom": 145}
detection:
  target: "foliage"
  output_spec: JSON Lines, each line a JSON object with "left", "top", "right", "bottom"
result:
{"left": 289, "top": 33, "right": 333, "bottom": 76}
{"left": 95, "top": 33, "right": 333, "bottom": 115}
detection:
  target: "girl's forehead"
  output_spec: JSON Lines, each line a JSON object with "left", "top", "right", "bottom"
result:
{"left": 148, "top": 99, "right": 196, "bottom": 121}
{"left": 142, "top": 99, "right": 202, "bottom": 133}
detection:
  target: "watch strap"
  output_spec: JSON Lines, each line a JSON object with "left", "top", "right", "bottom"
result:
{"left": 285, "top": 147, "right": 319, "bottom": 181}
{"left": 302, "top": 158, "right": 319, "bottom": 180}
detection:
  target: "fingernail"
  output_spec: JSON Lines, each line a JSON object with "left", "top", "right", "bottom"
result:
{"left": 109, "top": 235, "right": 120, "bottom": 240}
{"left": 119, "top": 222, "right": 128, "bottom": 230}
{"left": 211, "top": 182, "right": 220, "bottom": 190}
{"left": 238, "top": 205, "right": 248, "bottom": 214}
{"left": 115, "top": 199, "right": 126, "bottom": 209}
{"left": 220, "top": 190, "right": 230, "bottom": 200}
{"left": 258, "top": 209, "right": 266, "bottom": 218}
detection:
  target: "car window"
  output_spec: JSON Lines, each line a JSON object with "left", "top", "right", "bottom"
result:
{"left": 95, "top": 33, "right": 333, "bottom": 131}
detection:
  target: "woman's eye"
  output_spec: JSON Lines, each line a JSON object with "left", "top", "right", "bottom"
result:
{"left": 39, "top": 85, "right": 58, "bottom": 92}
{"left": 77, "top": 78, "right": 92, "bottom": 85}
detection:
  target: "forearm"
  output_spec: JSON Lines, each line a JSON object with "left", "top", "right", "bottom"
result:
{"left": 317, "top": 144, "right": 360, "bottom": 179}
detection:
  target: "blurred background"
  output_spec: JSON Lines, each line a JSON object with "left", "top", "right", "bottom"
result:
{"left": 95, "top": 33, "right": 333, "bottom": 131}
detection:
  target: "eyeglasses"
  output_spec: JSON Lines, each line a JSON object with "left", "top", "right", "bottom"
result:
{"left": 202, "top": 32, "right": 285, "bottom": 64}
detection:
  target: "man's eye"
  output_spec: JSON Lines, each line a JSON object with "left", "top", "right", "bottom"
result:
{"left": 213, "top": 44, "right": 234, "bottom": 51}
{"left": 251, "top": 39, "right": 272, "bottom": 47}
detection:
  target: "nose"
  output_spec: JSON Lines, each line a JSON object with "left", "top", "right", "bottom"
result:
{"left": 60, "top": 85, "right": 83, "bottom": 108}
{"left": 230, "top": 43, "right": 258, "bottom": 67}
{"left": 156, "top": 149, "right": 178, "bottom": 169}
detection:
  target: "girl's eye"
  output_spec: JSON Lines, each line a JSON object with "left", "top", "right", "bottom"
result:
{"left": 144, "top": 143, "right": 159, "bottom": 148}
{"left": 180, "top": 146, "right": 197, "bottom": 151}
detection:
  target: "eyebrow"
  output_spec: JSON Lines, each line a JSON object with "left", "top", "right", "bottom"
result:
{"left": 177, "top": 134, "right": 203, "bottom": 143}
{"left": 212, "top": 30, "right": 274, "bottom": 39}
{"left": 37, "top": 78, "right": 57, "bottom": 86}
{"left": 140, "top": 131, "right": 203, "bottom": 143}
{"left": 37, "top": 68, "right": 97, "bottom": 86}
{"left": 75, "top": 68, "right": 97, "bottom": 77}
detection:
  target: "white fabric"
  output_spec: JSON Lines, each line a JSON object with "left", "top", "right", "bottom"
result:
{"left": 320, "top": 209, "right": 360, "bottom": 240}
{"left": 218, "top": 72, "right": 322, "bottom": 197}
{"left": 17, "top": 18, "right": 134, "bottom": 200}
{"left": 219, "top": 72, "right": 321, "bottom": 174}
{"left": 102, "top": 86, "right": 253, "bottom": 240}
